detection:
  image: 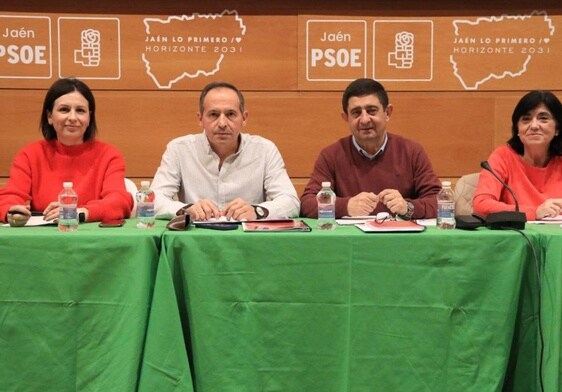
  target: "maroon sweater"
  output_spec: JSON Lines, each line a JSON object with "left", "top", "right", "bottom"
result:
{"left": 300, "top": 134, "right": 441, "bottom": 218}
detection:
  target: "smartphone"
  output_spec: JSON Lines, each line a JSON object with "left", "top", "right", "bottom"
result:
{"left": 99, "top": 219, "right": 126, "bottom": 228}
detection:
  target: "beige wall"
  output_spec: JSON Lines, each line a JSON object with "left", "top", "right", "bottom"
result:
{"left": 1, "top": 1, "right": 561, "bottom": 196}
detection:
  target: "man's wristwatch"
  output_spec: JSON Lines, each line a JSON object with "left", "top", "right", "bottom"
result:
{"left": 253, "top": 205, "right": 269, "bottom": 219}
{"left": 398, "top": 201, "right": 415, "bottom": 221}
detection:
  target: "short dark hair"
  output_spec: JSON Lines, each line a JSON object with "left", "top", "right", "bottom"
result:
{"left": 40, "top": 78, "right": 97, "bottom": 141}
{"left": 199, "top": 81, "right": 245, "bottom": 113}
{"left": 508, "top": 90, "right": 562, "bottom": 156}
{"left": 342, "top": 78, "right": 389, "bottom": 113}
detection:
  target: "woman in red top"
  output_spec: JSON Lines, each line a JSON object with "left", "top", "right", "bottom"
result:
{"left": 0, "top": 78, "right": 132, "bottom": 225}
{"left": 473, "top": 90, "right": 562, "bottom": 220}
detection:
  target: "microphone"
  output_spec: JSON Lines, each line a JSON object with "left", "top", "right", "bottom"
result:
{"left": 479, "top": 160, "right": 526, "bottom": 230}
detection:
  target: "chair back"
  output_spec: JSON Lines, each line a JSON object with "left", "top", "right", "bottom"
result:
{"left": 124, "top": 178, "right": 138, "bottom": 217}
{"left": 454, "top": 173, "right": 480, "bottom": 216}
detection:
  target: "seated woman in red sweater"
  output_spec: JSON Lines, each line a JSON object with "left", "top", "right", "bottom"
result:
{"left": 473, "top": 90, "right": 562, "bottom": 221}
{"left": 0, "top": 78, "right": 133, "bottom": 225}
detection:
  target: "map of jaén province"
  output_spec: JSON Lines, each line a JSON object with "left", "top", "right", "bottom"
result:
{"left": 142, "top": 9, "right": 246, "bottom": 89}
{"left": 450, "top": 10, "right": 555, "bottom": 90}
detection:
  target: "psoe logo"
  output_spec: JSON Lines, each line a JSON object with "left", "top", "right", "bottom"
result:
{"left": 306, "top": 19, "right": 367, "bottom": 81}
{"left": 388, "top": 31, "right": 414, "bottom": 69}
{"left": 0, "top": 15, "right": 52, "bottom": 79}
{"left": 373, "top": 20, "right": 433, "bottom": 82}
{"left": 74, "top": 29, "right": 101, "bottom": 67}
{"left": 58, "top": 17, "right": 121, "bottom": 80}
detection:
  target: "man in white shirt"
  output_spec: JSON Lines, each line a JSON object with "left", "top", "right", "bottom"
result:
{"left": 152, "top": 81, "right": 300, "bottom": 221}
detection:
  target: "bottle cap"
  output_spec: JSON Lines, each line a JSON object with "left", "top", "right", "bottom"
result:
{"left": 442, "top": 181, "right": 451, "bottom": 186}
{"left": 141, "top": 180, "right": 150, "bottom": 187}
{"left": 321, "top": 181, "right": 331, "bottom": 188}
{"left": 63, "top": 181, "right": 73, "bottom": 188}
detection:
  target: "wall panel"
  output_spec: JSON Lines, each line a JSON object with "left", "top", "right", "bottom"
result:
{"left": 0, "top": 1, "right": 560, "bottom": 194}
{"left": 0, "top": 91, "right": 522, "bottom": 177}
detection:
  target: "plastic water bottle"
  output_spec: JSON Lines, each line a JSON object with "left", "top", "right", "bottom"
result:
{"left": 136, "top": 180, "right": 155, "bottom": 229}
{"left": 317, "top": 181, "right": 336, "bottom": 230}
{"left": 437, "top": 181, "right": 456, "bottom": 229}
{"left": 58, "top": 181, "right": 78, "bottom": 232}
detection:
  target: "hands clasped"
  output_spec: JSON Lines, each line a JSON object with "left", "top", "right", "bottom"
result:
{"left": 347, "top": 189, "right": 408, "bottom": 217}
{"left": 536, "top": 198, "right": 562, "bottom": 220}
{"left": 185, "top": 198, "right": 257, "bottom": 221}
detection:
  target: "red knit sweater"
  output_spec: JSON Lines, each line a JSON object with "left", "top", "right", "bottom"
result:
{"left": 0, "top": 139, "right": 132, "bottom": 222}
{"left": 300, "top": 134, "right": 441, "bottom": 218}
{"left": 473, "top": 145, "right": 562, "bottom": 220}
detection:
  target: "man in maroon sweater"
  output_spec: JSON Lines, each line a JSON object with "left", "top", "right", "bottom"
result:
{"left": 300, "top": 78, "right": 441, "bottom": 220}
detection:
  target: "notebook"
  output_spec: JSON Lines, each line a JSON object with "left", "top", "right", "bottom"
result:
{"left": 242, "top": 219, "right": 311, "bottom": 232}
{"left": 356, "top": 220, "right": 426, "bottom": 233}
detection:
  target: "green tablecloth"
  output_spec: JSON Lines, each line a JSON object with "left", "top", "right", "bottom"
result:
{"left": 527, "top": 224, "right": 562, "bottom": 392}
{"left": 159, "top": 222, "right": 541, "bottom": 392}
{"left": 0, "top": 220, "right": 191, "bottom": 391}
{"left": 4, "top": 219, "right": 561, "bottom": 391}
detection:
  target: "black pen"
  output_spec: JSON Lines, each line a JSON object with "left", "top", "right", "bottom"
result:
{"left": 8, "top": 211, "right": 42, "bottom": 216}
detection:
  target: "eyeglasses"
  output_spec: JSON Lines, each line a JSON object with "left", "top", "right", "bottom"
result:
{"left": 374, "top": 212, "right": 396, "bottom": 224}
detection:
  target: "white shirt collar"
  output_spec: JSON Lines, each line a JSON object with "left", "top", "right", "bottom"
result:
{"left": 352, "top": 132, "right": 388, "bottom": 160}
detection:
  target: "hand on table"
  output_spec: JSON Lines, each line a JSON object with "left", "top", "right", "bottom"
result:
{"left": 7, "top": 205, "right": 31, "bottom": 227}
